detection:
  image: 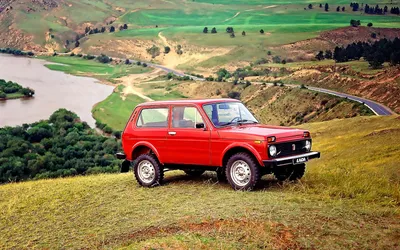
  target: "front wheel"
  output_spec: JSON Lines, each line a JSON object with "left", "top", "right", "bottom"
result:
{"left": 133, "top": 154, "right": 163, "bottom": 187}
{"left": 226, "top": 153, "right": 260, "bottom": 191}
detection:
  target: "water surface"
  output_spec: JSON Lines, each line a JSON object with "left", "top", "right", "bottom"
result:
{"left": 0, "top": 55, "right": 114, "bottom": 127}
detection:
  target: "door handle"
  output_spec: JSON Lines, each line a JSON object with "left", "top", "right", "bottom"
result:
{"left": 168, "top": 131, "right": 176, "bottom": 135}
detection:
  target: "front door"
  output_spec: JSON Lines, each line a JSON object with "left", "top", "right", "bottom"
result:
{"left": 164, "top": 105, "right": 210, "bottom": 165}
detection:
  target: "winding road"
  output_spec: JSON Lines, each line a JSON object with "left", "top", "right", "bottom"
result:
{"left": 37, "top": 52, "right": 394, "bottom": 116}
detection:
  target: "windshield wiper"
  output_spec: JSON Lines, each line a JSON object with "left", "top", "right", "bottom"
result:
{"left": 237, "top": 119, "right": 258, "bottom": 124}
{"left": 219, "top": 120, "right": 258, "bottom": 127}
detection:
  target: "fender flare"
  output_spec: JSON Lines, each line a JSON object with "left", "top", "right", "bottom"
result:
{"left": 130, "top": 141, "right": 162, "bottom": 163}
{"left": 220, "top": 142, "right": 264, "bottom": 167}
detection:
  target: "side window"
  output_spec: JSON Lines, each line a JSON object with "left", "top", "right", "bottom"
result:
{"left": 136, "top": 108, "right": 169, "bottom": 128}
{"left": 172, "top": 106, "right": 204, "bottom": 128}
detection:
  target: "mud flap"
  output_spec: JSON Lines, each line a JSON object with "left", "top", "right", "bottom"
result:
{"left": 121, "top": 160, "right": 131, "bottom": 173}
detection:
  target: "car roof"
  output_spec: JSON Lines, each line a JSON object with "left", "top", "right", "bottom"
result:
{"left": 136, "top": 98, "right": 240, "bottom": 107}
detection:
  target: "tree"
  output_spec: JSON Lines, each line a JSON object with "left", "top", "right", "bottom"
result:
{"left": 123, "top": 24, "right": 128, "bottom": 29}
{"left": 367, "top": 22, "right": 373, "bottom": 27}
{"left": 164, "top": 46, "right": 171, "bottom": 54}
{"left": 66, "top": 40, "right": 70, "bottom": 46}
{"left": 109, "top": 26, "right": 115, "bottom": 32}
{"left": 319, "top": 3, "right": 322, "bottom": 8}
{"left": 142, "top": 63, "right": 148, "bottom": 67}
{"left": 336, "top": 6, "right": 340, "bottom": 12}
{"left": 85, "top": 26, "right": 90, "bottom": 34}
{"left": 350, "top": 19, "right": 360, "bottom": 27}
{"left": 260, "top": 29, "right": 264, "bottom": 34}
{"left": 0, "top": 92, "right": 6, "bottom": 98}
{"left": 368, "top": 52, "right": 385, "bottom": 69}
{"left": 267, "top": 51, "right": 272, "bottom": 55}
{"left": 325, "top": 3, "right": 329, "bottom": 11}
{"left": 308, "top": 4, "right": 312, "bottom": 9}
{"left": 21, "top": 88, "right": 34, "bottom": 97}
{"left": 101, "top": 27, "right": 106, "bottom": 33}
{"left": 325, "top": 50, "right": 333, "bottom": 59}
{"left": 342, "top": 6, "right": 345, "bottom": 11}
{"left": 371, "top": 33, "right": 377, "bottom": 38}
{"left": 211, "top": 27, "right": 217, "bottom": 33}
{"left": 282, "top": 59, "right": 287, "bottom": 64}
{"left": 226, "top": 27, "right": 234, "bottom": 33}
{"left": 230, "top": 32, "right": 235, "bottom": 38}
{"left": 227, "top": 91, "right": 241, "bottom": 100}
{"left": 272, "top": 56, "right": 281, "bottom": 63}
{"left": 75, "top": 40, "right": 80, "bottom": 48}
{"left": 203, "top": 27, "right": 208, "bottom": 33}
{"left": 316, "top": 51, "right": 324, "bottom": 60}
{"left": 97, "top": 54, "right": 112, "bottom": 64}
{"left": 242, "top": 31, "right": 246, "bottom": 36}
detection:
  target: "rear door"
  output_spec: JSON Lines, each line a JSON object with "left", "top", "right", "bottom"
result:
{"left": 164, "top": 105, "right": 211, "bottom": 165}
{"left": 132, "top": 106, "right": 169, "bottom": 162}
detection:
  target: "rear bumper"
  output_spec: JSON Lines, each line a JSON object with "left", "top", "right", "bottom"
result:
{"left": 263, "top": 151, "right": 320, "bottom": 167}
{"left": 116, "top": 152, "right": 126, "bottom": 160}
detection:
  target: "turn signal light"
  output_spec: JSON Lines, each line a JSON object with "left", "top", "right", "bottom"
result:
{"left": 303, "top": 132, "right": 310, "bottom": 138}
{"left": 267, "top": 136, "right": 276, "bottom": 143}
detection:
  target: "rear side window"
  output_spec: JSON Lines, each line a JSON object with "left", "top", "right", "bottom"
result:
{"left": 136, "top": 108, "right": 169, "bottom": 128}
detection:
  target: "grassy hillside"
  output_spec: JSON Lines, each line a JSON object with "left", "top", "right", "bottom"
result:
{"left": 1, "top": 0, "right": 399, "bottom": 70}
{"left": 0, "top": 115, "right": 399, "bottom": 249}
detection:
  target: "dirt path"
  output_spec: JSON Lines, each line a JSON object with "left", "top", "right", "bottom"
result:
{"left": 224, "top": 12, "right": 240, "bottom": 22}
{"left": 244, "top": 5, "right": 277, "bottom": 12}
{"left": 158, "top": 32, "right": 170, "bottom": 47}
{"left": 118, "top": 68, "right": 164, "bottom": 101}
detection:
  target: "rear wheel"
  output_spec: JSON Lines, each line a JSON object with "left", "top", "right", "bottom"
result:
{"left": 226, "top": 153, "right": 260, "bottom": 191}
{"left": 184, "top": 169, "right": 205, "bottom": 177}
{"left": 133, "top": 154, "right": 163, "bottom": 187}
{"left": 274, "top": 164, "right": 305, "bottom": 181}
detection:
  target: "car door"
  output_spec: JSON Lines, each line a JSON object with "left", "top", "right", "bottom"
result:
{"left": 164, "top": 105, "right": 211, "bottom": 165}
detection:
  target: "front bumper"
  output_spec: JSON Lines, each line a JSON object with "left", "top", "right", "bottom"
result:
{"left": 263, "top": 151, "right": 320, "bottom": 167}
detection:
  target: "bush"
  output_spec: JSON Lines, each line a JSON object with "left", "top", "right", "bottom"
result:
{"left": 103, "top": 126, "right": 113, "bottom": 134}
{"left": 227, "top": 91, "right": 241, "bottom": 100}
{"left": 142, "top": 63, "right": 148, "bottom": 67}
{"left": 136, "top": 61, "right": 141, "bottom": 66}
{"left": 164, "top": 46, "right": 171, "bottom": 54}
{"left": 97, "top": 54, "right": 112, "bottom": 64}
{"left": 146, "top": 45, "right": 160, "bottom": 58}
{"left": 0, "top": 92, "right": 6, "bottom": 98}
{"left": 70, "top": 52, "right": 75, "bottom": 56}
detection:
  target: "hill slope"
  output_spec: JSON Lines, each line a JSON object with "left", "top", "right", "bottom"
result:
{"left": 0, "top": 115, "right": 399, "bottom": 249}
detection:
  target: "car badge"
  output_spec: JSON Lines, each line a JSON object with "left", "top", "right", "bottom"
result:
{"left": 292, "top": 144, "right": 296, "bottom": 151}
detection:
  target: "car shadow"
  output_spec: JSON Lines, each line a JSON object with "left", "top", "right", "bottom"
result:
{"left": 162, "top": 171, "right": 288, "bottom": 190}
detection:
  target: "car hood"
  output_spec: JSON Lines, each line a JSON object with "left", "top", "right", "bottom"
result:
{"left": 217, "top": 124, "right": 307, "bottom": 142}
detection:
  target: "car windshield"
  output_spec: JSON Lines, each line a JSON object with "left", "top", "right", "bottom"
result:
{"left": 203, "top": 102, "right": 258, "bottom": 127}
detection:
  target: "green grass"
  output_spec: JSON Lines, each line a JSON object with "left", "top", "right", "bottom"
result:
{"left": 42, "top": 56, "right": 150, "bottom": 82}
{"left": 92, "top": 85, "right": 145, "bottom": 131}
{"left": 0, "top": 115, "right": 399, "bottom": 249}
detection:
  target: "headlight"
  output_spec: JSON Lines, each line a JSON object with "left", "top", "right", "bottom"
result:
{"left": 269, "top": 145, "right": 277, "bottom": 157}
{"left": 305, "top": 140, "right": 311, "bottom": 151}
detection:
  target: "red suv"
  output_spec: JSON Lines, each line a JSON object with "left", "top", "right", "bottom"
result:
{"left": 117, "top": 99, "right": 320, "bottom": 190}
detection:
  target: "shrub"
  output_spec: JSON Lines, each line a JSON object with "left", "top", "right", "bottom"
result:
{"left": 227, "top": 91, "right": 241, "bottom": 100}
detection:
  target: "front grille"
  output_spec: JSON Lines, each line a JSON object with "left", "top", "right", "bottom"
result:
{"left": 271, "top": 140, "right": 309, "bottom": 157}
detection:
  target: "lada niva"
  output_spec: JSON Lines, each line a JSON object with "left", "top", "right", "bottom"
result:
{"left": 117, "top": 99, "right": 320, "bottom": 190}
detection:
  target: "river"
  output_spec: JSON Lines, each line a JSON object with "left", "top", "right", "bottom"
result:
{"left": 0, "top": 55, "right": 114, "bottom": 128}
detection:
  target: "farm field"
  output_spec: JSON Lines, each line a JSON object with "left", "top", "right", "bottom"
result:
{"left": 42, "top": 56, "right": 151, "bottom": 82}
{"left": 0, "top": 115, "right": 399, "bottom": 249}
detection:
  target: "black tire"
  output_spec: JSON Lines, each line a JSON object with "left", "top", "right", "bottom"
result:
{"left": 274, "top": 164, "right": 305, "bottom": 181}
{"left": 216, "top": 167, "right": 227, "bottom": 182}
{"left": 225, "top": 152, "right": 261, "bottom": 191}
{"left": 133, "top": 154, "right": 163, "bottom": 187}
{"left": 183, "top": 169, "right": 206, "bottom": 177}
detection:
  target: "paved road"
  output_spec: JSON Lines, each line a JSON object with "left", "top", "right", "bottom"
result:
{"left": 37, "top": 52, "right": 394, "bottom": 115}
{"left": 306, "top": 86, "right": 393, "bottom": 116}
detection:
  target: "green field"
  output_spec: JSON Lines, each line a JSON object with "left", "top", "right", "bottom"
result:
{"left": 42, "top": 56, "right": 150, "bottom": 82}
{"left": 0, "top": 115, "right": 399, "bottom": 249}
{"left": 92, "top": 85, "right": 145, "bottom": 130}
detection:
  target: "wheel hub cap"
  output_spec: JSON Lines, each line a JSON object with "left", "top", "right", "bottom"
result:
{"left": 230, "top": 160, "right": 251, "bottom": 186}
{"left": 138, "top": 160, "right": 155, "bottom": 183}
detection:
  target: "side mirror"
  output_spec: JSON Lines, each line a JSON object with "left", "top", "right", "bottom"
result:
{"left": 196, "top": 123, "right": 205, "bottom": 129}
